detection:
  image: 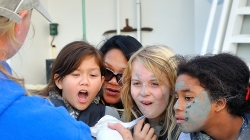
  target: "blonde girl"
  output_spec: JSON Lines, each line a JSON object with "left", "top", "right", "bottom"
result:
{"left": 121, "top": 45, "right": 181, "bottom": 140}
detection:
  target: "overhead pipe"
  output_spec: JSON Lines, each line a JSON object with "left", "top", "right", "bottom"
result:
{"left": 201, "top": 0, "right": 219, "bottom": 55}
{"left": 136, "top": 0, "right": 141, "bottom": 42}
{"left": 213, "top": 0, "right": 232, "bottom": 54}
{"left": 117, "top": 0, "right": 120, "bottom": 35}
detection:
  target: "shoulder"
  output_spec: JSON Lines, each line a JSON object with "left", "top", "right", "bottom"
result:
{"left": 0, "top": 95, "right": 92, "bottom": 139}
{"left": 105, "top": 106, "right": 121, "bottom": 120}
{"left": 178, "top": 132, "right": 191, "bottom": 140}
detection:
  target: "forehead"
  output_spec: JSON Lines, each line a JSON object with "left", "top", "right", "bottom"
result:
{"left": 175, "top": 74, "right": 203, "bottom": 93}
{"left": 131, "top": 59, "right": 171, "bottom": 85}
{"left": 104, "top": 49, "right": 127, "bottom": 69}
{"left": 131, "top": 59, "right": 156, "bottom": 78}
{"left": 176, "top": 74, "right": 200, "bottom": 85}
{"left": 78, "top": 56, "right": 100, "bottom": 68}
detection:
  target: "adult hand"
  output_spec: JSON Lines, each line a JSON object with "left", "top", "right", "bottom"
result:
{"left": 133, "top": 118, "right": 157, "bottom": 140}
{"left": 108, "top": 123, "right": 133, "bottom": 140}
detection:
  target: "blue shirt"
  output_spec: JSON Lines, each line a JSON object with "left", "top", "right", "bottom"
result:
{"left": 0, "top": 61, "right": 93, "bottom": 140}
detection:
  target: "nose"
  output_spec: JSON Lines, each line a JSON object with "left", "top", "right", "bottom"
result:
{"left": 139, "top": 83, "right": 150, "bottom": 96}
{"left": 173, "top": 99, "right": 184, "bottom": 111}
{"left": 79, "top": 75, "right": 89, "bottom": 86}
{"left": 108, "top": 76, "right": 119, "bottom": 86}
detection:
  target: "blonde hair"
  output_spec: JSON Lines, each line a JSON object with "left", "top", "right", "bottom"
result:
{"left": 0, "top": 15, "right": 26, "bottom": 94}
{"left": 0, "top": 16, "right": 19, "bottom": 46}
{"left": 121, "top": 45, "right": 181, "bottom": 140}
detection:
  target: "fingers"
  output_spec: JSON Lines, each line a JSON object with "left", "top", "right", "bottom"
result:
{"left": 133, "top": 118, "right": 145, "bottom": 133}
{"left": 151, "top": 134, "right": 157, "bottom": 140}
{"left": 108, "top": 123, "right": 133, "bottom": 140}
{"left": 145, "top": 126, "right": 155, "bottom": 140}
{"left": 133, "top": 119, "right": 156, "bottom": 140}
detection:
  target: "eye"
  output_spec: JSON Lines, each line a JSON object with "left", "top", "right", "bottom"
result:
{"left": 90, "top": 74, "right": 97, "bottom": 77}
{"left": 185, "top": 97, "right": 193, "bottom": 101}
{"left": 71, "top": 72, "right": 80, "bottom": 77}
{"left": 71, "top": 73, "right": 80, "bottom": 77}
{"left": 151, "top": 82, "right": 159, "bottom": 86}
{"left": 132, "top": 82, "right": 141, "bottom": 86}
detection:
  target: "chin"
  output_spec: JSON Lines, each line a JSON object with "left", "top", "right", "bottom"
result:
{"left": 104, "top": 96, "right": 119, "bottom": 104}
{"left": 107, "top": 99, "right": 120, "bottom": 105}
{"left": 179, "top": 125, "right": 199, "bottom": 133}
{"left": 75, "top": 104, "right": 88, "bottom": 111}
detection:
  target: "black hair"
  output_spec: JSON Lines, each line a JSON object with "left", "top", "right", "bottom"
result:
{"left": 99, "top": 35, "right": 142, "bottom": 60}
{"left": 177, "top": 53, "right": 250, "bottom": 116}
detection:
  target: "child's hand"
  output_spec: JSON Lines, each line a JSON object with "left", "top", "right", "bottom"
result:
{"left": 108, "top": 123, "right": 133, "bottom": 140}
{"left": 133, "top": 118, "right": 157, "bottom": 140}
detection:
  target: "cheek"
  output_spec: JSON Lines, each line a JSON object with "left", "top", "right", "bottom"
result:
{"left": 102, "top": 81, "right": 109, "bottom": 87}
{"left": 154, "top": 88, "right": 171, "bottom": 103}
{"left": 185, "top": 92, "right": 211, "bottom": 124}
{"left": 18, "top": 22, "right": 31, "bottom": 43}
{"left": 130, "top": 86, "right": 139, "bottom": 100}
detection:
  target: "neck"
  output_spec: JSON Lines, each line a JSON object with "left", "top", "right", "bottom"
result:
{"left": 204, "top": 111, "right": 243, "bottom": 140}
{"left": 0, "top": 49, "right": 7, "bottom": 60}
{"left": 0, "top": 37, "right": 8, "bottom": 60}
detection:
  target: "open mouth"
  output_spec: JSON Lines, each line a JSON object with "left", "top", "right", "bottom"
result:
{"left": 78, "top": 90, "right": 88, "bottom": 103}
{"left": 106, "top": 88, "right": 120, "bottom": 95}
{"left": 141, "top": 101, "right": 153, "bottom": 106}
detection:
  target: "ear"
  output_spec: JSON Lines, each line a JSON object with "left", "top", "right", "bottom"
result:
{"left": 54, "top": 74, "right": 62, "bottom": 89}
{"left": 215, "top": 98, "right": 227, "bottom": 112}
{"left": 101, "top": 76, "right": 105, "bottom": 84}
{"left": 99, "top": 76, "right": 105, "bottom": 91}
{"left": 14, "top": 11, "right": 28, "bottom": 35}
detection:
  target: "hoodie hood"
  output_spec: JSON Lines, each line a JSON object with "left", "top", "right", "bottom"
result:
{"left": 0, "top": 61, "right": 25, "bottom": 115}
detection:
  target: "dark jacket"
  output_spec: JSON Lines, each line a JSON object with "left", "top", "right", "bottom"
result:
{"left": 50, "top": 98, "right": 105, "bottom": 127}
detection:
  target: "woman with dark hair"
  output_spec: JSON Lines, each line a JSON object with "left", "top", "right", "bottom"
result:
{"left": 99, "top": 35, "right": 142, "bottom": 115}
{"left": 175, "top": 53, "right": 250, "bottom": 140}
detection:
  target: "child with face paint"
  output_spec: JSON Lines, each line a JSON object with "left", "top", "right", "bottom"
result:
{"left": 39, "top": 41, "right": 120, "bottom": 127}
{"left": 121, "top": 45, "right": 181, "bottom": 140}
{"left": 174, "top": 53, "right": 250, "bottom": 140}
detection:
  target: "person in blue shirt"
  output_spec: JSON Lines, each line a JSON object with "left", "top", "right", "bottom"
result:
{"left": 0, "top": 0, "right": 131, "bottom": 139}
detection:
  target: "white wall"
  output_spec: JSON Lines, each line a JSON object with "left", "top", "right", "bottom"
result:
{"left": 85, "top": 0, "right": 195, "bottom": 55}
{"left": 10, "top": 0, "right": 249, "bottom": 85}
{"left": 10, "top": 0, "right": 195, "bottom": 85}
{"left": 10, "top": 0, "right": 83, "bottom": 84}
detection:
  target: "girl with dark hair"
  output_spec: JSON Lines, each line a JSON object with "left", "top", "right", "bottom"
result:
{"left": 175, "top": 53, "right": 250, "bottom": 140}
{"left": 39, "top": 41, "right": 120, "bottom": 127}
{"left": 99, "top": 35, "right": 142, "bottom": 115}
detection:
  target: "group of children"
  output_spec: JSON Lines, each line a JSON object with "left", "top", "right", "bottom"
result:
{"left": 38, "top": 34, "right": 250, "bottom": 140}
{"left": 1, "top": 0, "right": 250, "bottom": 139}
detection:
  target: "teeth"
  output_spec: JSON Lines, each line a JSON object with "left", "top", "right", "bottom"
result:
{"left": 79, "top": 90, "right": 87, "bottom": 93}
{"left": 142, "top": 102, "right": 151, "bottom": 105}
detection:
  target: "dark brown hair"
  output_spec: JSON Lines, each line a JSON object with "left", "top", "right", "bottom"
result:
{"left": 39, "top": 41, "right": 105, "bottom": 96}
